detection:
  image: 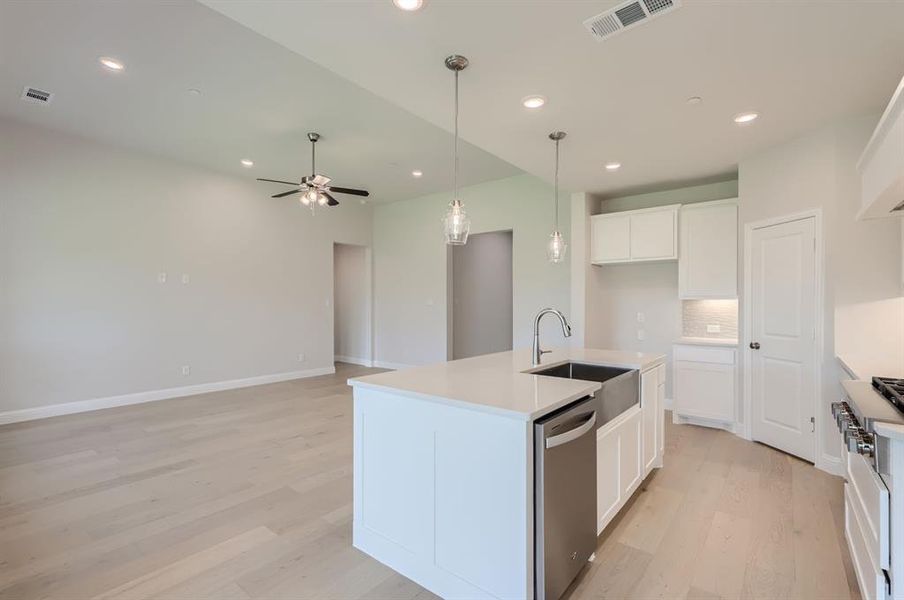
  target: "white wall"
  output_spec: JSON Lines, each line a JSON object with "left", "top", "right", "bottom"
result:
{"left": 738, "top": 113, "right": 904, "bottom": 467}
{"left": 333, "top": 243, "right": 370, "bottom": 364}
{"left": 584, "top": 180, "right": 739, "bottom": 397}
{"left": 373, "top": 174, "right": 570, "bottom": 367}
{"left": 0, "top": 118, "right": 372, "bottom": 414}
{"left": 451, "top": 230, "right": 513, "bottom": 360}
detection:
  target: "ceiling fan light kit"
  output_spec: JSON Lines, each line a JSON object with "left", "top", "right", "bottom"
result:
{"left": 443, "top": 54, "right": 471, "bottom": 246}
{"left": 547, "top": 131, "right": 567, "bottom": 264}
{"left": 256, "top": 131, "right": 369, "bottom": 212}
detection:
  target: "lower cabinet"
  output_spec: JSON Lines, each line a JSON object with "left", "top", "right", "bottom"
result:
{"left": 596, "top": 405, "right": 641, "bottom": 534}
{"left": 673, "top": 344, "right": 737, "bottom": 424}
{"left": 642, "top": 364, "right": 666, "bottom": 475}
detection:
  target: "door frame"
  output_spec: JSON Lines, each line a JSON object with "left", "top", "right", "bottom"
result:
{"left": 331, "top": 242, "right": 374, "bottom": 367}
{"left": 741, "top": 208, "right": 828, "bottom": 470}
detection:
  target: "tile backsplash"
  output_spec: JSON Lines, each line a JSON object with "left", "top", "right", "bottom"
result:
{"left": 682, "top": 299, "right": 738, "bottom": 339}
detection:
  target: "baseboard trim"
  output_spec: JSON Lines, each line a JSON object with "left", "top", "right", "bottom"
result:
{"left": 372, "top": 360, "right": 417, "bottom": 371}
{"left": 334, "top": 355, "right": 373, "bottom": 367}
{"left": 0, "top": 366, "right": 336, "bottom": 426}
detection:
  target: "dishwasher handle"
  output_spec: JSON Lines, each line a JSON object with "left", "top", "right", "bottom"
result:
{"left": 545, "top": 412, "right": 596, "bottom": 449}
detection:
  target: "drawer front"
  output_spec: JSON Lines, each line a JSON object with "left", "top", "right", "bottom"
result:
{"left": 845, "top": 483, "right": 888, "bottom": 600}
{"left": 673, "top": 344, "right": 736, "bottom": 365}
{"left": 847, "top": 452, "right": 890, "bottom": 570}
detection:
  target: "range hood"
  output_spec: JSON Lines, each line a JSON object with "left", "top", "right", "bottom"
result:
{"left": 857, "top": 74, "right": 904, "bottom": 220}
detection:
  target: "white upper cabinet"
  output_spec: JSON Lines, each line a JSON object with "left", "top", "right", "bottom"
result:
{"left": 591, "top": 213, "right": 630, "bottom": 263}
{"left": 591, "top": 205, "right": 679, "bottom": 265}
{"left": 857, "top": 74, "right": 904, "bottom": 220}
{"left": 678, "top": 199, "right": 738, "bottom": 299}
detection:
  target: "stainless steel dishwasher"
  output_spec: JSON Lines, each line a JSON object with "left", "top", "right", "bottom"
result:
{"left": 534, "top": 396, "right": 597, "bottom": 600}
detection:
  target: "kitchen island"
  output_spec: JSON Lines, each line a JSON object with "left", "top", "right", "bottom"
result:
{"left": 348, "top": 347, "right": 665, "bottom": 600}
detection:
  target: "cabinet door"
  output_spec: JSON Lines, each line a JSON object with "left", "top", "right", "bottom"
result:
{"left": 630, "top": 209, "right": 676, "bottom": 260}
{"left": 620, "top": 409, "right": 642, "bottom": 498}
{"left": 674, "top": 360, "right": 735, "bottom": 422}
{"left": 656, "top": 365, "right": 666, "bottom": 462}
{"left": 591, "top": 214, "right": 630, "bottom": 263}
{"left": 596, "top": 424, "right": 621, "bottom": 534}
{"left": 641, "top": 368, "right": 658, "bottom": 475}
{"left": 679, "top": 201, "right": 738, "bottom": 298}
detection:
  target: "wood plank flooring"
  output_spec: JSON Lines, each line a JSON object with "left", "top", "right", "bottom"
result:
{"left": 0, "top": 364, "right": 860, "bottom": 599}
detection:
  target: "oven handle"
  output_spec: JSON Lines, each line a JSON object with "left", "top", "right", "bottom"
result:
{"left": 546, "top": 412, "right": 596, "bottom": 449}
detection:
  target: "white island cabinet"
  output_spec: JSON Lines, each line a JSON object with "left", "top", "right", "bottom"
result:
{"left": 349, "top": 347, "right": 665, "bottom": 600}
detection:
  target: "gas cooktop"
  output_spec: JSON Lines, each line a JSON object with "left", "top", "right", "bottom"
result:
{"left": 873, "top": 377, "right": 904, "bottom": 413}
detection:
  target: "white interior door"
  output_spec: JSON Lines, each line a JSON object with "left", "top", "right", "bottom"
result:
{"left": 749, "top": 216, "right": 817, "bottom": 462}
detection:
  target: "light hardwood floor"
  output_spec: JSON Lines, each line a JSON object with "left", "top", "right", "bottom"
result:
{"left": 0, "top": 363, "right": 860, "bottom": 600}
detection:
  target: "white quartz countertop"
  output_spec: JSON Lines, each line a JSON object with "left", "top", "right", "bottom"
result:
{"left": 674, "top": 337, "right": 739, "bottom": 347}
{"left": 837, "top": 353, "right": 904, "bottom": 381}
{"left": 348, "top": 347, "right": 666, "bottom": 421}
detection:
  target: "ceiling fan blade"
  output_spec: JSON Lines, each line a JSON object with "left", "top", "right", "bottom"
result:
{"left": 257, "top": 178, "right": 300, "bottom": 185}
{"left": 328, "top": 186, "right": 369, "bottom": 197}
{"left": 272, "top": 189, "right": 302, "bottom": 199}
{"left": 323, "top": 192, "right": 339, "bottom": 207}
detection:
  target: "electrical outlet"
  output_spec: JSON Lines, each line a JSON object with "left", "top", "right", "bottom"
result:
{"left": 707, "top": 324, "right": 721, "bottom": 333}
{"left": 157, "top": 272, "right": 167, "bottom": 284}
{"left": 181, "top": 365, "right": 191, "bottom": 376}
{"left": 181, "top": 273, "right": 190, "bottom": 284}
{"left": 297, "top": 353, "right": 306, "bottom": 363}
{"left": 637, "top": 329, "right": 645, "bottom": 341}
{"left": 636, "top": 312, "right": 645, "bottom": 323}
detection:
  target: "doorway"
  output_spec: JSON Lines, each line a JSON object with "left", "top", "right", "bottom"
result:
{"left": 449, "top": 230, "right": 514, "bottom": 360}
{"left": 333, "top": 243, "right": 372, "bottom": 367}
{"left": 744, "top": 213, "right": 819, "bottom": 462}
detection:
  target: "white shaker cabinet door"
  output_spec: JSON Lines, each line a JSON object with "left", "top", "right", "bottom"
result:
{"left": 674, "top": 360, "right": 735, "bottom": 422}
{"left": 679, "top": 200, "right": 738, "bottom": 299}
{"left": 630, "top": 209, "right": 677, "bottom": 261}
{"left": 641, "top": 368, "right": 658, "bottom": 475}
{"left": 591, "top": 213, "right": 630, "bottom": 263}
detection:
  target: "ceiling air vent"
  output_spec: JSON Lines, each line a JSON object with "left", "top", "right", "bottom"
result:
{"left": 21, "top": 86, "right": 54, "bottom": 105}
{"left": 584, "top": 0, "right": 682, "bottom": 42}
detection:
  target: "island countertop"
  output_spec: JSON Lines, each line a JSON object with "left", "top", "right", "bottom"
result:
{"left": 348, "top": 347, "right": 666, "bottom": 421}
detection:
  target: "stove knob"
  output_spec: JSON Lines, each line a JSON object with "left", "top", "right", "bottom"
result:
{"left": 857, "top": 433, "right": 875, "bottom": 458}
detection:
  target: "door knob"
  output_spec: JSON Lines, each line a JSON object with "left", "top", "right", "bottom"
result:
{"left": 749, "top": 342, "right": 761, "bottom": 350}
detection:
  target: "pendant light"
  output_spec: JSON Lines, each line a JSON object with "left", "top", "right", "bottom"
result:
{"left": 547, "top": 131, "right": 567, "bottom": 263}
{"left": 443, "top": 55, "right": 471, "bottom": 245}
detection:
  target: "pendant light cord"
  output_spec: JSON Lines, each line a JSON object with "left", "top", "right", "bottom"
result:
{"left": 554, "top": 138, "right": 560, "bottom": 232}
{"left": 453, "top": 69, "right": 459, "bottom": 203}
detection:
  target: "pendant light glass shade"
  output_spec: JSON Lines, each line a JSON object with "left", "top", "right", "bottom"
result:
{"left": 443, "top": 55, "right": 470, "bottom": 245}
{"left": 444, "top": 199, "right": 470, "bottom": 245}
{"left": 547, "top": 131, "right": 567, "bottom": 263}
{"left": 547, "top": 230, "right": 567, "bottom": 263}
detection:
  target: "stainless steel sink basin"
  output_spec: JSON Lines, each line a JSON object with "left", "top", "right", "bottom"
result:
{"left": 533, "top": 362, "right": 639, "bottom": 428}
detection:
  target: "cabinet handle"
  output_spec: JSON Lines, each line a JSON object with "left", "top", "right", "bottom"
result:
{"left": 749, "top": 342, "right": 760, "bottom": 350}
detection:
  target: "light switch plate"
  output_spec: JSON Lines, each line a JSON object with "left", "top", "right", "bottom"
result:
{"left": 637, "top": 329, "right": 645, "bottom": 341}
{"left": 636, "top": 312, "right": 645, "bottom": 323}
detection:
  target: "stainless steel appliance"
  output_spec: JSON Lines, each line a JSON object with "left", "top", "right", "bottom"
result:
{"left": 534, "top": 396, "right": 597, "bottom": 600}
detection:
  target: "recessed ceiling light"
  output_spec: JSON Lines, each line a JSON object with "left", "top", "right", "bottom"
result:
{"left": 522, "top": 95, "right": 546, "bottom": 109}
{"left": 98, "top": 57, "right": 125, "bottom": 72}
{"left": 605, "top": 162, "right": 621, "bottom": 171}
{"left": 734, "top": 111, "right": 759, "bottom": 124}
{"left": 393, "top": 0, "right": 424, "bottom": 10}
{"left": 411, "top": 170, "right": 423, "bottom": 178}
{"left": 241, "top": 159, "right": 254, "bottom": 167}
{"left": 686, "top": 96, "right": 702, "bottom": 105}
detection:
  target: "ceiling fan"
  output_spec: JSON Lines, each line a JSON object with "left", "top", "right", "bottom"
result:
{"left": 257, "top": 132, "right": 369, "bottom": 209}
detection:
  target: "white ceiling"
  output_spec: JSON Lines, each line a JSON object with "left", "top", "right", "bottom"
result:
{"left": 202, "top": 0, "right": 904, "bottom": 197}
{"left": 0, "top": 1, "right": 520, "bottom": 204}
